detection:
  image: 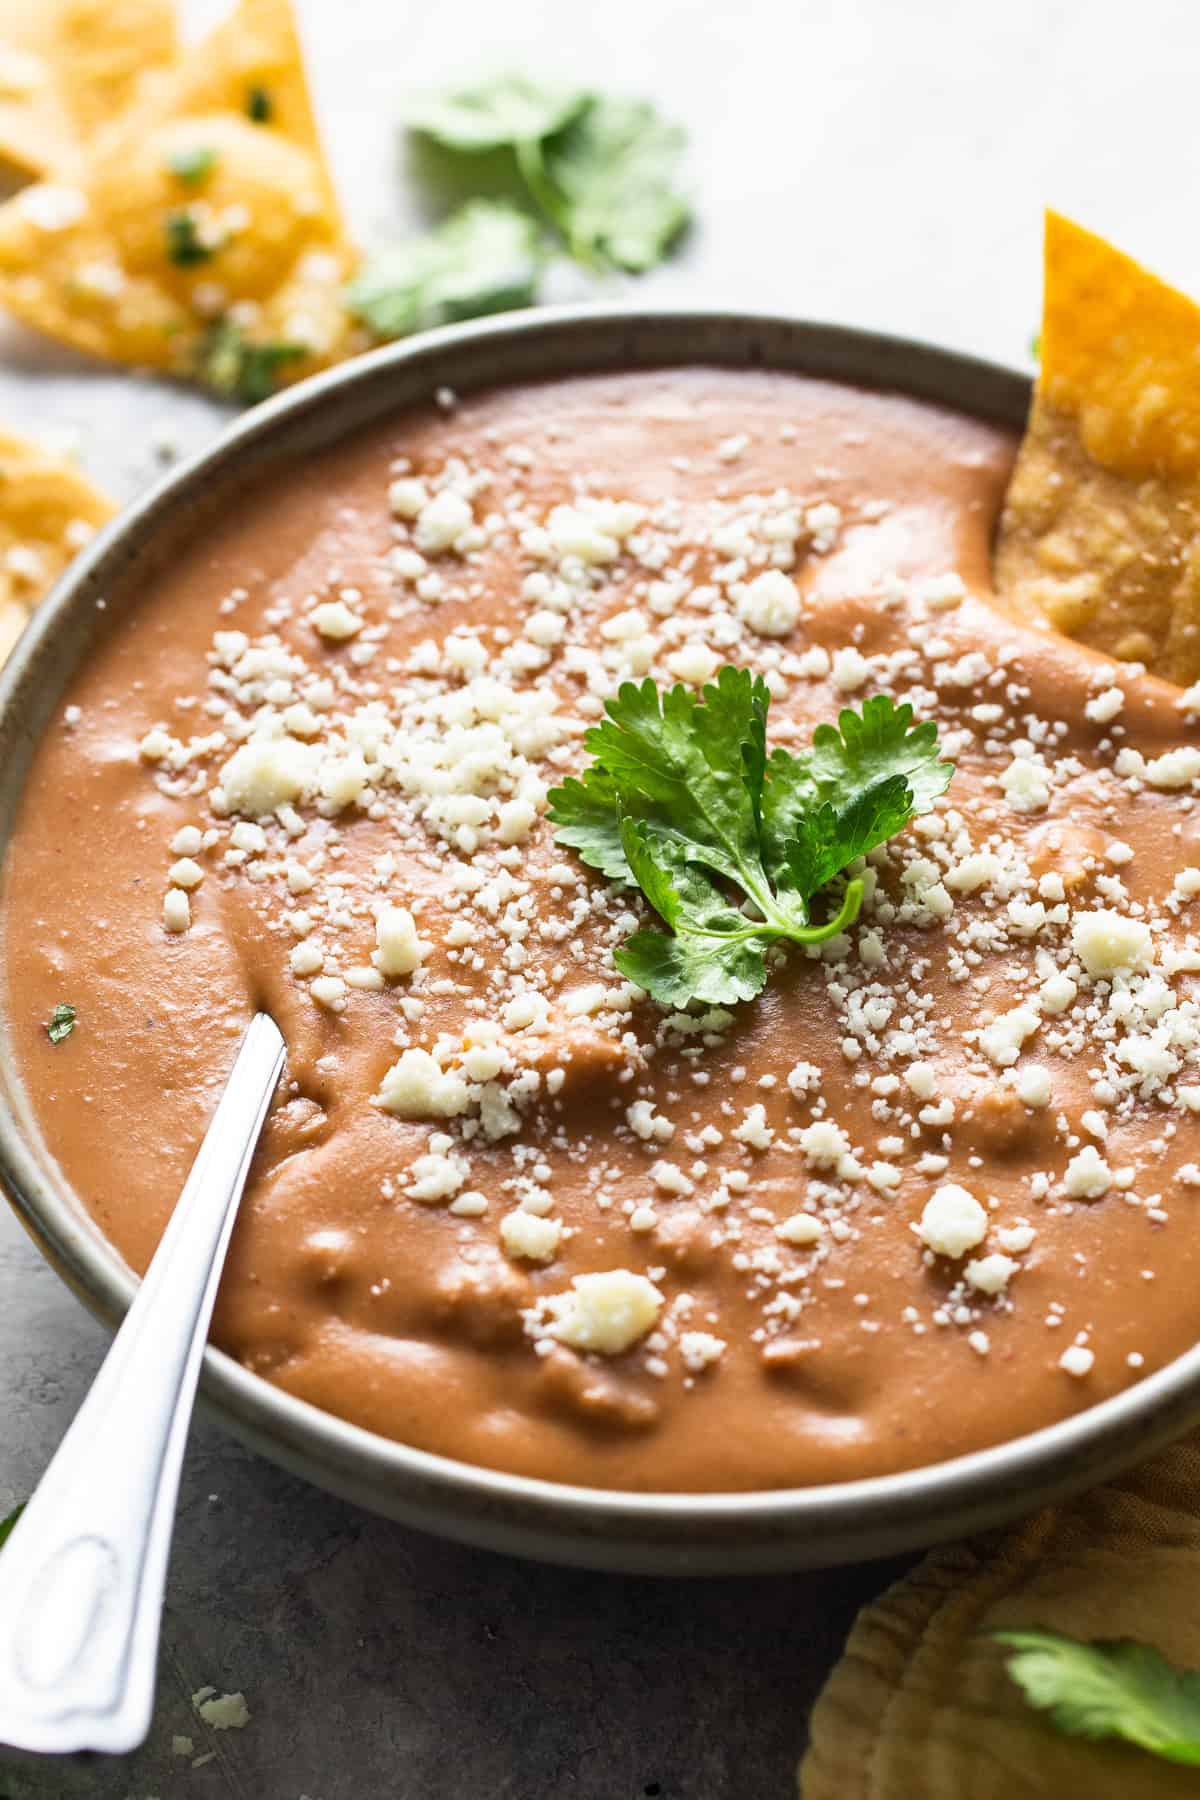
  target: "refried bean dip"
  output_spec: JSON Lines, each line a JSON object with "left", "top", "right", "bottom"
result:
{"left": 5, "top": 367, "right": 1200, "bottom": 1493}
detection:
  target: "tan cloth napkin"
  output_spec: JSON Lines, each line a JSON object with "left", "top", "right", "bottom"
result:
{"left": 800, "top": 1437, "right": 1200, "bottom": 1798}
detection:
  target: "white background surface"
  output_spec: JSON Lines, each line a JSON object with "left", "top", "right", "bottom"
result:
{"left": 0, "top": 2, "right": 1195, "bottom": 1795}
{"left": 5, "top": 0, "right": 1200, "bottom": 496}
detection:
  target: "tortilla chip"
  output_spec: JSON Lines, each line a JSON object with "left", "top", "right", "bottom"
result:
{"left": 996, "top": 211, "right": 1200, "bottom": 685}
{"left": 0, "top": 0, "right": 359, "bottom": 399}
{"left": 0, "top": 429, "right": 114, "bottom": 664}
{"left": 0, "top": 0, "right": 177, "bottom": 180}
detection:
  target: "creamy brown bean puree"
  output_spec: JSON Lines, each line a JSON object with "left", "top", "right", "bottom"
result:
{"left": 5, "top": 369, "right": 1200, "bottom": 1493}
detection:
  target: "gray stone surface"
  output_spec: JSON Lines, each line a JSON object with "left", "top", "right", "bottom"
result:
{"left": 0, "top": 1239, "right": 906, "bottom": 1800}
{"left": 0, "top": 0, "right": 1194, "bottom": 1792}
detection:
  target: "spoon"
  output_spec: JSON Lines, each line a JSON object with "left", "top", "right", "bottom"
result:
{"left": 0, "top": 1011, "right": 286, "bottom": 1755}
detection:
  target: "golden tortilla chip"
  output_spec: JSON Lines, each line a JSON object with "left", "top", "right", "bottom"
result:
{"left": 0, "top": 429, "right": 114, "bottom": 664}
{"left": 0, "top": 0, "right": 177, "bottom": 180}
{"left": 996, "top": 211, "right": 1200, "bottom": 685}
{"left": 0, "top": 0, "right": 359, "bottom": 400}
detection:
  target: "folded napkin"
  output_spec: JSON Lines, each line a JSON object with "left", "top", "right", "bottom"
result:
{"left": 800, "top": 1436, "right": 1200, "bottom": 1798}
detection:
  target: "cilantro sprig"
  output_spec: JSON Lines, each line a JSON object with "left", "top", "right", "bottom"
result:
{"left": 996, "top": 1629, "right": 1200, "bottom": 1767}
{"left": 409, "top": 77, "right": 689, "bottom": 274}
{"left": 537, "top": 96, "right": 690, "bottom": 273}
{"left": 347, "top": 201, "right": 543, "bottom": 340}
{"left": 351, "top": 76, "right": 690, "bottom": 343}
{"left": 406, "top": 74, "right": 588, "bottom": 153}
{"left": 548, "top": 671, "right": 952, "bottom": 1007}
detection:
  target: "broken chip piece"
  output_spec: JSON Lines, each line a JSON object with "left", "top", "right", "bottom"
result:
{"left": 0, "top": 427, "right": 114, "bottom": 663}
{"left": 0, "top": 0, "right": 177, "bottom": 180}
{"left": 0, "top": 0, "right": 359, "bottom": 402}
{"left": 997, "top": 211, "right": 1200, "bottom": 685}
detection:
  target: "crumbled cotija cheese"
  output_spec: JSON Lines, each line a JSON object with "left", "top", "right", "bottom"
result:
{"left": 735, "top": 570, "right": 800, "bottom": 637}
{"left": 500, "top": 1209, "right": 562, "bottom": 1262}
{"left": 163, "top": 889, "right": 190, "bottom": 932}
{"left": 978, "top": 1005, "right": 1040, "bottom": 1069}
{"left": 377, "top": 1049, "right": 471, "bottom": 1118}
{"left": 539, "top": 1270, "right": 663, "bottom": 1355}
{"left": 1063, "top": 1145, "right": 1112, "bottom": 1200}
{"left": 1072, "top": 910, "right": 1155, "bottom": 977}
{"left": 373, "top": 906, "right": 428, "bottom": 977}
{"left": 679, "top": 1331, "right": 727, "bottom": 1372}
{"left": 917, "top": 1186, "right": 988, "bottom": 1258}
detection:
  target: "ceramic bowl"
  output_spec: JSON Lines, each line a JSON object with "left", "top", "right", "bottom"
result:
{"left": 3, "top": 308, "right": 1196, "bottom": 1574}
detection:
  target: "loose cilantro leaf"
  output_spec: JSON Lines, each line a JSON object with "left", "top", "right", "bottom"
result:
{"left": 408, "top": 75, "right": 589, "bottom": 154}
{"left": 246, "top": 84, "right": 273, "bottom": 124}
{"left": 164, "top": 209, "right": 215, "bottom": 266}
{"left": 46, "top": 1003, "right": 76, "bottom": 1044}
{"left": 996, "top": 1630, "right": 1200, "bottom": 1766}
{"left": 347, "top": 201, "right": 543, "bottom": 341}
{"left": 539, "top": 96, "right": 690, "bottom": 272}
{"left": 197, "top": 320, "right": 305, "bottom": 405}
{"left": 548, "top": 670, "right": 952, "bottom": 1007}
{"left": 404, "top": 79, "right": 689, "bottom": 278}
{"left": 166, "top": 145, "right": 216, "bottom": 185}
{"left": 0, "top": 1504, "right": 23, "bottom": 1548}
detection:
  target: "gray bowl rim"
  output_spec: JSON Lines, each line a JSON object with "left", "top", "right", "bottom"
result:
{"left": 2, "top": 301, "right": 1198, "bottom": 1572}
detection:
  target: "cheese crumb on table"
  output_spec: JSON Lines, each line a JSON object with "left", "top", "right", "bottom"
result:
{"left": 192, "top": 1690, "right": 251, "bottom": 1731}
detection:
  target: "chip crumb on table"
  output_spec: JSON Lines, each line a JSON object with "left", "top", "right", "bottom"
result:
{"left": 0, "top": 423, "right": 113, "bottom": 662}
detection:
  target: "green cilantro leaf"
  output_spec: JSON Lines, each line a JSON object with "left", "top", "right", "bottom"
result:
{"left": 996, "top": 1630, "right": 1200, "bottom": 1766}
{"left": 0, "top": 1504, "right": 23, "bottom": 1549}
{"left": 346, "top": 200, "right": 543, "bottom": 341}
{"left": 166, "top": 145, "right": 217, "bottom": 185}
{"left": 404, "top": 79, "right": 689, "bottom": 278}
{"left": 539, "top": 96, "right": 690, "bottom": 272}
{"left": 762, "top": 692, "right": 952, "bottom": 870}
{"left": 544, "top": 765, "right": 628, "bottom": 882}
{"left": 246, "top": 84, "right": 273, "bottom": 124}
{"left": 408, "top": 75, "right": 589, "bottom": 154}
{"left": 782, "top": 780, "right": 913, "bottom": 900}
{"left": 46, "top": 1003, "right": 76, "bottom": 1044}
{"left": 164, "top": 209, "right": 215, "bottom": 266}
{"left": 548, "top": 670, "right": 952, "bottom": 1007}
{"left": 564, "top": 666, "right": 768, "bottom": 887}
{"left": 196, "top": 320, "right": 305, "bottom": 405}
{"left": 616, "top": 822, "right": 770, "bottom": 1006}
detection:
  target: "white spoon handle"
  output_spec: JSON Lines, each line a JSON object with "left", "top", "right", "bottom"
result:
{"left": 0, "top": 1011, "right": 285, "bottom": 1754}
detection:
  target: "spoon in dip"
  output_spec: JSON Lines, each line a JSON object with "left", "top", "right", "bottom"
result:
{"left": 0, "top": 1011, "right": 286, "bottom": 1754}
